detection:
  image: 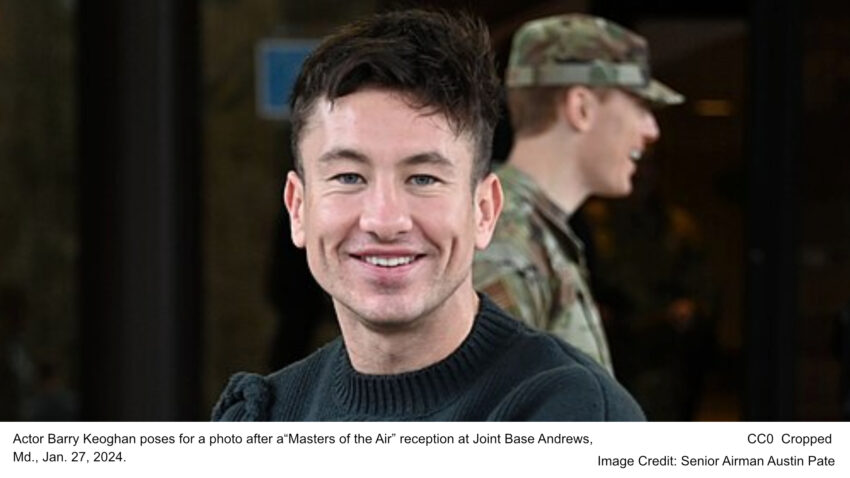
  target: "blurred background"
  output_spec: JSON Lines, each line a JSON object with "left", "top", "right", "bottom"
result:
{"left": 1, "top": 0, "right": 848, "bottom": 420}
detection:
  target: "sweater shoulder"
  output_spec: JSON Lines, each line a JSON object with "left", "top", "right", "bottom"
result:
{"left": 489, "top": 357, "right": 645, "bottom": 421}
{"left": 211, "top": 339, "right": 340, "bottom": 421}
{"left": 482, "top": 306, "right": 644, "bottom": 421}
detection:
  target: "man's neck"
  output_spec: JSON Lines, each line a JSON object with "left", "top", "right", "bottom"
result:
{"left": 506, "top": 129, "right": 589, "bottom": 215}
{"left": 336, "top": 284, "right": 479, "bottom": 375}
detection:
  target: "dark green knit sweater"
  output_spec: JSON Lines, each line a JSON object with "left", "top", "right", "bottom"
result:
{"left": 213, "top": 296, "right": 644, "bottom": 421}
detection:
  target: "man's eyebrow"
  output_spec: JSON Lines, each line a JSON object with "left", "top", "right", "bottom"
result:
{"left": 402, "top": 152, "right": 454, "bottom": 168}
{"left": 317, "top": 148, "right": 369, "bottom": 165}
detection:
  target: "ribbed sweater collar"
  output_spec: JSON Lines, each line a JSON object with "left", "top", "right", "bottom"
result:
{"left": 331, "top": 296, "right": 518, "bottom": 418}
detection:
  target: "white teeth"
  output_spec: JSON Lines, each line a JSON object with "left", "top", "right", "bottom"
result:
{"left": 363, "top": 256, "right": 415, "bottom": 267}
{"left": 629, "top": 149, "right": 643, "bottom": 161}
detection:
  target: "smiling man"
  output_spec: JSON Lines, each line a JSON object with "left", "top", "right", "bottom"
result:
{"left": 213, "top": 9, "right": 644, "bottom": 421}
{"left": 474, "top": 15, "right": 684, "bottom": 374}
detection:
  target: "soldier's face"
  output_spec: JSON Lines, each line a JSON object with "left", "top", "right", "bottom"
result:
{"left": 284, "top": 89, "right": 501, "bottom": 329}
{"left": 581, "top": 89, "right": 659, "bottom": 197}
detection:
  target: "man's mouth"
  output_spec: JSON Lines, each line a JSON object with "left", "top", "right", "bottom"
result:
{"left": 356, "top": 255, "right": 420, "bottom": 268}
{"left": 629, "top": 149, "right": 643, "bottom": 161}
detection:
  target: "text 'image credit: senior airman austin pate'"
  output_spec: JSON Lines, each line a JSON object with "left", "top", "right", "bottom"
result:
{"left": 598, "top": 433, "right": 836, "bottom": 469}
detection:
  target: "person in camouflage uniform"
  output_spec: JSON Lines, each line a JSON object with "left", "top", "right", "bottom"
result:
{"left": 474, "top": 14, "right": 683, "bottom": 374}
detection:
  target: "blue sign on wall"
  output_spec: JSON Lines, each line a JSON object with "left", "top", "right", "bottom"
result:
{"left": 256, "top": 39, "right": 318, "bottom": 119}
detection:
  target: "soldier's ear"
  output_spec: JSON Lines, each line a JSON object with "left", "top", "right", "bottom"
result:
{"left": 563, "top": 86, "right": 597, "bottom": 133}
{"left": 284, "top": 171, "right": 306, "bottom": 248}
{"left": 474, "top": 172, "right": 503, "bottom": 250}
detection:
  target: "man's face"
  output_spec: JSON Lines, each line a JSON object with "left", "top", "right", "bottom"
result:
{"left": 580, "top": 88, "right": 660, "bottom": 197}
{"left": 285, "top": 89, "right": 500, "bottom": 329}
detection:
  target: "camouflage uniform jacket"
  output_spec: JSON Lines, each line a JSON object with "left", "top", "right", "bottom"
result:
{"left": 474, "top": 165, "right": 614, "bottom": 373}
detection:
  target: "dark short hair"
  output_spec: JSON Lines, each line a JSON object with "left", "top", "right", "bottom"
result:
{"left": 289, "top": 9, "right": 500, "bottom": 183}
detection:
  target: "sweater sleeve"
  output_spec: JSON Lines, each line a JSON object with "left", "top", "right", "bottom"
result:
{"left": 489, "top": 365, "right": 645, "bottom": 421}
{"left": 211, "top": 372, "right": 272, "bottom": 421}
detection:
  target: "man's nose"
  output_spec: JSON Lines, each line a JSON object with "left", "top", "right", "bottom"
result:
{"left": 359, "top": 179, "right": 413, "bottom": 240}
{"left": 643, "top": 111, "right": 660, "bottom": 143}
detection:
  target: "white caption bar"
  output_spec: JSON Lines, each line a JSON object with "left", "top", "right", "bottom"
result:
{"left": 1, "top": 422, "right": 846, "bottom": 477}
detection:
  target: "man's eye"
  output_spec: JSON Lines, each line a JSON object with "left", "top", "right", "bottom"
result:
{"left": 332, "top": 173, "right": 363, "bottom": 185}
{"left": 409, "top": 175, "right": 438, "bottom": 186}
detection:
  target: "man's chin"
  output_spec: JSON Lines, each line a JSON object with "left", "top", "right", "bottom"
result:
{"left": 598, "top": 185, "right": 632, "bottom": 198}
{"left": 340, "top": 297, "right": 427, "bottom": 329}
{"left": 613, "top": 178, "right": 634, "bottom": 196}
{"left": 362, "top": 316, "right": 423, "bottom": 333}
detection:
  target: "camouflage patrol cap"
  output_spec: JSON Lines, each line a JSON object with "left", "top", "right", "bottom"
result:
{"left": 506, "top": 14, "right": 684, "bottom": 105}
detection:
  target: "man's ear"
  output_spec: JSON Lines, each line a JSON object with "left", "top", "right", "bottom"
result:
{"left": 283, "top": 171, "right": 306, "bottom": 248}
{"left": 562, "top": 86, "right": 597, "bottom": 133}
{"left": 474, "top": 172, "right": 504, "bottom": 250}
